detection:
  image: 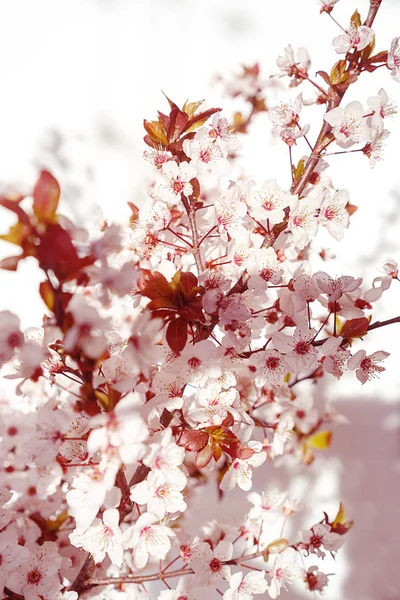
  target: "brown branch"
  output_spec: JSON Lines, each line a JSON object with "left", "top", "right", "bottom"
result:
{"left": 182, "top": 195, "right": 203, "bottom": 272}
{"left": 85, "top": 548, "right": 268, "bottom": 589}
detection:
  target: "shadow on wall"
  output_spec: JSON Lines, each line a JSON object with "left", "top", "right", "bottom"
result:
{"left": 187, "top": 398, "right": 400, "bottom": 600}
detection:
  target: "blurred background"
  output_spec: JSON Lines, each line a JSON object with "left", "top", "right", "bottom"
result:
{"left": 0, "top": 0, "right": 400, "bottom": 597}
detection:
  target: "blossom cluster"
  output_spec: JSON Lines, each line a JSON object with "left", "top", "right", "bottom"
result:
{"left": 0, "top": 1, "right": 399, "bottom": 599}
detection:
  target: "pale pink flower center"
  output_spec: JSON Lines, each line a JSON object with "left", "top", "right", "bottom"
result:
{"left": 27, "top": 568, "right": 42, "bottom": 585}
{"left": 209, "top": 557, "right": 223, "bottom": 573}
{"left": 265, "top": 356, "right": 281, "bottom": 370}
{"left": 188, "top": 357, "right": 202, "bottom": 369}
{"left": 294, "top": 341, "right": 310, "bottom": 355}
{"left": 260, "top": 267, "right": 274, "bottom": 281}
{"left": 171, "top": 178, "right": 186, "bottom": 194}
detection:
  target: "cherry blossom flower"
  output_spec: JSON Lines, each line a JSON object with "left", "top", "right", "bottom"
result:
{"left": 143, "top": 428, "right": 186, "bottom": 487}
{"left": 66, "top": 470, "right": 108, "bottom": 530}
{"left": 324, "top": 101, "right": 369, "bottom": 148}
{"left": 363, "top": 124, "right": 390, "bottom": 167}
{"left": 387, "top": 37, "right": 400, "bottom": 82}
{"left": 347, "top": 349, "right": 390, "bottom": 384}
{"left": 304, "top": 565, "right": 329, "bottom": 594}
{"left": 286, "top": 396, "right": 319, "bottom": 434}
{"left": 88, "top": 393, "right": 148, "bottom": 465}
{"left": 247, "top": 180, "right": 291, "bottom": 226}
{"left": 209, "top": 115, "right": 241, "bottom": 155}
{"left": 272, "top": 412, "right": 295, "bottom": 456}
{"left": 224, "top": 570, "right": 269, "bottom": 600}
{"left": 69, "top": 508, "right": 124, "bottom": 567}
{"left": 7, "top": 541, "right": 63, "bottom": 600}
{"left": 160, "top": 161, "right": 197, "bottom": 204}
{"left": 380, "top": 257, "right": 398, "bottom": 279}
{"left": 321, "top": 336, "right": 350, "bottom": 379}
{"left": 318, "top": 0, "right": 339, "bottom": 13}
{"left": 144, "top": 148, "right": 174, "bottom": 169}
{"left": 124, "top": 512, "right": 175, "bottom": 569}
{"left": 314, "top": 272, "right": 362, "bottom": 302}
{"left": 130, "top": 471, "right": 187, "bottom": 519}
{"left": 367, "top": 88, "right": 397, "bottom": 127}
{"left": 247, "top": 247, "right": 284, "bottom": 294}
{"left": 269, "top": 94, "right": 310, "bottom": 145}
{"left": 122, "top": 310, "right": 163, "bottom": 379}
{"left": 158, "top": 575, "right": 198, "bottom": 600}
{"left": 318, "top": 188, "right": 350, "bottom": 241}
{"left": 176, "top": 339, "right": 222, "bottom": 385}
{"left": 272, "top": 324, "right": 319, "bottom": 372}
{"left": 215, "top": 192, "right": 248, "bottom": 242}
{"left": 0, "top": 311, "right": 23, "bottom": 367}
{"left": 248, "top": 350, "right": 286, "bottom": 387}
{"left": 247, "top": 489, "right": 287, "bottom": 524}
{"left": 268, "top": 547, "right": 304, "bottom": 599}
{"left": 0, "top": 531, "right": 30, "bottom": 592}
{"left": 191, "top": 384, "right": 238, "bottom": 427}
{"left": 63, "top": 295, "right": 110, "bottom": 359}
{"left": 300, "top": 523, "right": 344, "bottom": 558}
{"left": 276, "top": 46, "right": 311, "bottom": 86}
{"left": 183, "top": 128, "right": 230, "bottom": 175}
{"left": 220, "top": 442, "right": 267, "bottom": 492}
{"left": 333, "top": 25, "right": 374, "bottom": 54}
{"left": 288, "top": 196, "right": 319, "bottom": 249}
{"left": 190, "top": 540, "right": 233, "bottom": 585}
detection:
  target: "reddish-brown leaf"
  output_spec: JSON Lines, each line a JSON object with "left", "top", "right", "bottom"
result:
{"left": 341, "top": 317, "right": 370, "bottom": 339}
{"left": 33, "top": 170, "right": 60, "bottom": 224}
{"left": 138, "top": 270, "right": 172, "bottom": 300}
{"left": 195, "top": 443, "right": 213, "bottom": 468}
{"left": 167, "top": 106, "right": 189, "bottom": 144}
{"left": 36, "top": 224, "right": 80, "bottom": 281}
{"left": 178, "top": 429, "right": 209, "bottom": 452}
{"left": 166, "top": 317, "right": 188, "bottom": 352}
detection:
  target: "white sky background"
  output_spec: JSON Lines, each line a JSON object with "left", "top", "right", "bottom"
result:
{"left": 0, "top": 0, "right": 400, "bottom": 598}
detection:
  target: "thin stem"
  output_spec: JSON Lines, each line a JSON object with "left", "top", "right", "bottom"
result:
{"left": 328, "top": 12, "right": 347, "bottom": 33}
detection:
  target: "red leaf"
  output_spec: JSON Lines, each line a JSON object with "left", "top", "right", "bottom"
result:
{"left": 167, "top": 106, "right": 189, "bottom": 144}
{"left": 36, "top": 224, "right": 80, "bottom": 281}
{"left": 195, "top": 443, "right": 213, "bottom": 469}
{"left": 179, "top": 271, "right": 200, "bottom": 297}
{"left": 185, "top": 108, "right": 222, "bottom": 133}
{"left": 341, "top": 317, "right": 370, "bottom": 339}
{"left": 0, "top": 255, "right": 22, "bottom": 271}
{"left": 33, "top": 170, "right": 60, "bottom": 223}
{"left": 166, "top": 318, "right": 188, "bottom": 352}
{"left": 178, "top": 429, "right": 209, "bottom": 452}
{"left": 138, "top": 270, "right": 172, "bottom": 300}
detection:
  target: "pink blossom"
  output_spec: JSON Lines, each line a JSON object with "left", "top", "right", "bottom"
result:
{"left": 190, "top": 540, "right": 233, "bottom": 585}
{"left": 160, "top": 161, "right": 197, "bottom": 204}
{"left": 247, "top": 489, "right": 287, "bottom": 524}
{"left": 276, "top": 45, "right": 311, "bottom": 86}
{"left": 220, "top": 442, "right": 267, "bottom": 492}
{"left": 318, "top": 188, "right": 350, "bottom": 241}
{"left": 69, "top": 508, "right": 124, "bottom": 567}
{"left": 300, "top": 523, "right": 344, "bottom": 557}
{"left": 183, "top": 128, "right": 231, "bottom": 175}
{"left": 272, "top": 324, "right": 319, "bottom": 372}
{"left": 247, "top": 180, "right": 292, "bottom": 226}
{"left": 333, "top": 26, "right": 374, "bottom": 54}
{"left": 268, "top": 547, "right": 304, "bottom": 599}
{"left": 324, "top": 101, "right": 369, "bottom": 148}
{"left": 224, "top": 570, "right": 269, "bottom": 600}
{"left": 347, "top": 349, "right": 390, "bottom": 384}
{"left": 387, "top": 37, "right": 400, "bottom": 83}
{"left": 124, "top": 512, "right": 175, "bottom": 569}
